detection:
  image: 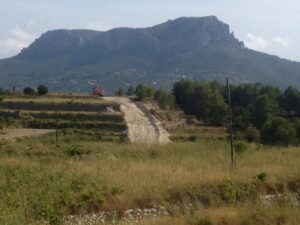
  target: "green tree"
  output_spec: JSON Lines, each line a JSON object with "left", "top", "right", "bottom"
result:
{"left": 154, "top": 90, "right": 176, "bottom": 109}
{"left": 261, "top": 117, "right": 296, "bottom": 146}
{"left": 173, "top": 80, "right": 227, "bottom": 125}
{"left": 37, "top": 85, "right": 48, "bottom": 96}
{"left": 0, "top": 87, "right": 5, "bottom": 96}
{"left": 207, "top": 88, "right": 227, "bottom": 125}
{"left": 0, "top": 87, "right": 4, "bottom": 102}
{"left": 23, "top": 87, "right": 36, "bottom": 95}
{"left": 173, "top": 80, "right": 195, "bottom": 115}
{"left": 281, "top": 86, "right": 300, "bottom": 113}
{"left": 135, "top": 84, "right": 154, "bottom": 101}
{"left": 126, "top": 86, "right": 135, "bottom": 96}
{"left": 116, "top": 88, "right": 124, "bottom": 96}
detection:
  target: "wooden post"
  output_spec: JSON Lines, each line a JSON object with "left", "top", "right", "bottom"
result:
{"left": 226, "top": 78, "right": 235, "bottom": 167}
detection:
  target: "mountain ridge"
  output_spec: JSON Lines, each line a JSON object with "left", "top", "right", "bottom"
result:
{"left": 0, "top": 16, "right": 300, "bottom": 94}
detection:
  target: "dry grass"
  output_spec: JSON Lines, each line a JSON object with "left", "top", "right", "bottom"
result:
{"left": 0, "top": 133, "right": 300, "bottom": 224}
{"left": 3, "top": 136, "right": 300, "bottom": 206}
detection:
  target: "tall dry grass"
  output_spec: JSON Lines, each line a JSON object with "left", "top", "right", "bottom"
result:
{"left": 0, "top": 134, "right": 300, "bottom": 224}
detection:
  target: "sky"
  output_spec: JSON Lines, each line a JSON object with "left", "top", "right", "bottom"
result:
{"left": 0, "top": 0, "right": 300, "bottom": 60}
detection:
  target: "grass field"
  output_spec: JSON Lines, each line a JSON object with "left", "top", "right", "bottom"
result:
{"left": 0, "top": 131, "right": 299, "bottom": 224}
{"left": 0, "top": 96, "right": 299, "bottom": 224}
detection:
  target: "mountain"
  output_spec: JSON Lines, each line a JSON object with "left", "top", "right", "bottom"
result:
{"left": 1, "top": 16, "right": 300, "bottom": 94}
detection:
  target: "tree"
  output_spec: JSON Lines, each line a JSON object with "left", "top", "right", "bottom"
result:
{"left": 23, "top": 87, "right": 36, "bottom": 95}
{"left": 116, "top": 88, "right": 124, "bottom": 96}
{"left": 0, "top": 87, "right": 4, "bottom": 102}
{"left": 173, "top": 80, "right": 227, "bottom": 125}
{"left": 0, "top": 87, "right": 5, "bottom": 96}
{"left": 135, "top": 84, "right": 154, "bottom": 101}
{"left": 261, "top": 117, "right": 296, "bottom": 146}
{"left": 154, "top": 90, "right": 176, "bottom": 109}
{"left": 281, "top": 86, "right": 300, "bottom": 113}
{"left": 37, "top": 85, "right": 48, "bottom": 95}
{"left": 207, "top": 89, "right": 227, "bottom": 125}
{"left": 127, "top": 86, "right": 135, "bottom": 96}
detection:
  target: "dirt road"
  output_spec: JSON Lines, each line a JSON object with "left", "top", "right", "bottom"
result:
{"left": 103, "top": 97, "right": 170, "bottom": 145}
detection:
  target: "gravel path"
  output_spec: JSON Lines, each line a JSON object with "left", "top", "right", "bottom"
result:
{"left": 0, "top": 129, "right": 55, "bottom": 141}
{"left": 103, "top": 97, "right": 170, "bottom": 145}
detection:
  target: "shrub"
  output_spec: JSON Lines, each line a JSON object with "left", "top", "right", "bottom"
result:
{"left": 257, "top": 172, "right": 267, "bottom": 182}
{"left": 37, "top": 85, "right": 49, "bottom": 95}
{"left": 23, "top": 87, "right": 36, "bottom": 95}
{"left": 234, "top": 140, "right": 248, "bottom": 157}
{"left": 65, "top": 145, "right": 90, "bottom": 156}
{"left": 188, "top": 135, "right": 198, "bottom": 142}
{"left": 244, "top": 126, "right": 260, "bottom": 142}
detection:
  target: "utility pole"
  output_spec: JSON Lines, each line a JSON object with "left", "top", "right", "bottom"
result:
{"left": 226, "top": 78, "right": 235, "bottom": 167}
{"left": 55, "top": 108, "right": 58, "bottom": 147}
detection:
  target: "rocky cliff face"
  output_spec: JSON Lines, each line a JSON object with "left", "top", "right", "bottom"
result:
{"left": 17, "top": 16, "right": 243, "bottom": 61}
{"left": 0, "top": 16, "right": 299, "bottom": 94}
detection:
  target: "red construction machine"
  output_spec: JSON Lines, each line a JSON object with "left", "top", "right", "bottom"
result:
{"left": 92, "top": 86, "right": 106, "bottom": 97}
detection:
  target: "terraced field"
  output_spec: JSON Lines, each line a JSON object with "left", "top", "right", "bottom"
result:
{"left": 0, "top": 96, "right": 127, "bottom": 141}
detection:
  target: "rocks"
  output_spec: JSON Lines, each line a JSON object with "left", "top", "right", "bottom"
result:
{"left": 262, "top": 194, "right": 299, "bottom": 206}
{"left": 64, "top": 207, "right": 169, "bottom": 225}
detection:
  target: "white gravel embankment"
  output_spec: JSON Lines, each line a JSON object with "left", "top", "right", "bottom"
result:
{"left": 103, "top": 97, "right": 170, "bottom": 145}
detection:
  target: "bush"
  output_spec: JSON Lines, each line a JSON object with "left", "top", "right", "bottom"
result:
{"left": 244, "top": 126, "right": 260, "bottom": 142}
{"left": 65, "top": 145, "right": 90, "bottom": 156}
{"left": 261, "top": 117, "right": 296, "bottom": 146}
{"left": 23, "top": 87, "right": 36, "bottom": 95}
{"left": 188, "top": 135, "right": 198, "bottom": 142}
{"left": 37, "top": 85, "right": 49, "bottom": 95}
{"left": 234, "top": 140, "right": 248, "bottom": 157}
{"left": 257, "top": 172, "right": 267, "bottom": 182}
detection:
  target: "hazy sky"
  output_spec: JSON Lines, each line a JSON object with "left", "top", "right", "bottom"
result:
{"left": 1, "top": 0, "right": 300, "bottom": 60}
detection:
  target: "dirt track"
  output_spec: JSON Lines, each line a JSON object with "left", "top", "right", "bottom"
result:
{"left": 0, "top": 129, "right": 54, "bottom": 141}
{"left": 104, "top": 97, "right": 170, "bottom": 145}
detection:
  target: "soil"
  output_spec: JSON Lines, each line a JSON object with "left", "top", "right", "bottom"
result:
{"left": 0, "top": 129, "right": 55, "bottom": 141}
{"left": 103, "top": 97, "right": 170, "bottom": 145}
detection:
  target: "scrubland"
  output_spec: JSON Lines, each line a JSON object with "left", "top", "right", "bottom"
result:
{"left": 0, "top": 132, "right": 299, "bottom": 224}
